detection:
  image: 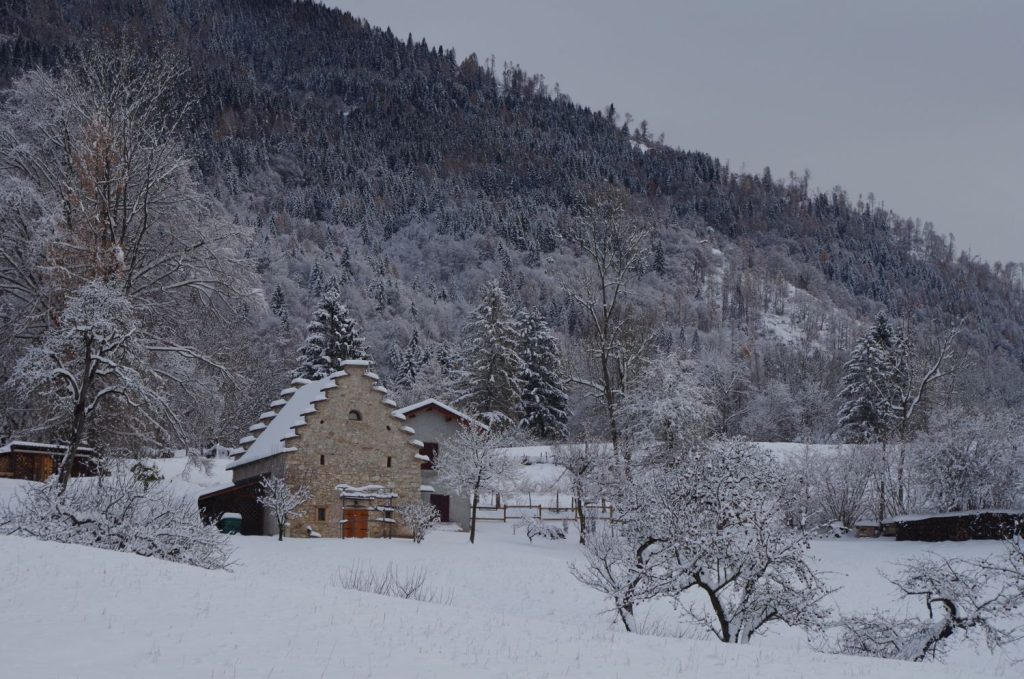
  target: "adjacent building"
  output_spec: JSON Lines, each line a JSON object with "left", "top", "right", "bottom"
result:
{"left": 392, "top": 399, "right": 487, "bottom": 530}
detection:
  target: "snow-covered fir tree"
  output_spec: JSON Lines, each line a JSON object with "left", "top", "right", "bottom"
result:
{"left": 837, "top": 312, "right": 907, "bottom": 442}
{"left": 270, "top": 284, "right": 289, "bottom": 329}
{"left": 294, "top": 286, "right": 369, "bottom": 379}
{"left": 454, "top": 281, "right": 522, "bottom": 428}
{"left": 514, "top": 310, "right": 568, "bottom": 439}
{"left": 396, "top": 329, "right": 426, "bottom": 388}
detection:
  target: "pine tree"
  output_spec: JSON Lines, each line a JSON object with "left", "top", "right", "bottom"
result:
{"left": 514, "top": 310, "right": 569, "bottom": 439}
{"left": 396, "top": 329, "right": 426, "bottom": 387}
{"left": 306, "top": 261, "right": 325, "bottom": 296}
{"left": 294, "top": 286, "right": 369, "bottom": 379}
{"left": 454, "top": 281, "right": 522, "bottom": 428}
{"left": 652, "top": 240, "right": 666, "bottom": 275}
{"left": 270, "top": 284, "right": 289, "bottom": 329}
{"left": 837, "top": 312, "right": 907, "bottom": 442}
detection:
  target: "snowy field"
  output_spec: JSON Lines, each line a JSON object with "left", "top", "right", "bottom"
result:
{"left": 0, "top": 462, "right": 1019, "bottom": 678}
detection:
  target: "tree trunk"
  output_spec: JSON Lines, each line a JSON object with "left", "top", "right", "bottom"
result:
{"left": 469, "top": 490, "right": 479, "bottom": 544}
{"left": 575, "top": 491, "right": 587, "bottom": 545}
{"left": 278, "top": 522, "right": 284, "bottom": 541}
{"left": 876, "top": 441, "right": 889, "bottom": 528}
{"left": 57, "top": 337, "right": 95, "bottom": 492}
{"left": 617, "top": 599, "right": 636, "bottom": 632}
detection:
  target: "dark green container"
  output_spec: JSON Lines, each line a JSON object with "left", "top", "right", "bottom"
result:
{"left": 219, "top": 512, "right": 242, "bottom": 534}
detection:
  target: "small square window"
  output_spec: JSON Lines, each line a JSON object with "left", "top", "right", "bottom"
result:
{"left": 319, "top": 454, "right": 325, "bottom": 466}
{"left": 386, "top": 456, "right": 392, "bottom": 468}
{"left": 317, "top": 507, "right": 326, "bottom": 521}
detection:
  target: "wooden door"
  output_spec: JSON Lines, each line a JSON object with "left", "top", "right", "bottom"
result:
{"left": 344, "top": 508, "right": 369, "bottom": 538}
{"left": 429, "top": 494, "right": 450, "bottom": 523}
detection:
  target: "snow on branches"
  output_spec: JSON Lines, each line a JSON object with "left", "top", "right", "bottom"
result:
{"left": 579, "top": 439, "right": 831, "bottom": 643}
{"left": 294, "top": 285, "right": 369, "bottom": 379}
{"left": 257, "top": 476, "right": 312, "bottom": 541}
{"left": 398, "top": 502, "right": 440, "bottom": 544}
{"left": 433, "top": 424, "right": 521, "bottom": 544}
{"left": 835, "top": 546, "right": 1024, "bottom": 662}
{"left": 0, "top": 470, "right": 232, "bottom": 570}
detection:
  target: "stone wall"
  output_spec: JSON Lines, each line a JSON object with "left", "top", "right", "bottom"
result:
{"left": 278, "top": 366, "right": 422, "bottom": 538}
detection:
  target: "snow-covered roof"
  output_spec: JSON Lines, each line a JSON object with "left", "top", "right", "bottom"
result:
{"left": 227, "top": 377, "right": 338, "bottom": 470}
{"left": 336, "top": 483, "right": 398, "bottom": 500}
{"left": 393, "top": 399, "right": 489, "bottom": 430}
{"left": 227, "top": 361, "right": 418, "bottom": 470}
{"left": 883, "top": 509, "right": 1024, "bottom": 524}
{"left": 337, "top": 359, "right": 372, "bottom": 368}
{"left": 0, "top": 440, "right": 95, "bottom": 454}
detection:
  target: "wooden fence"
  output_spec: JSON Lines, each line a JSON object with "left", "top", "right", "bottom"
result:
{"left": 475, "top": 501, "right": 615, "bottom": 523}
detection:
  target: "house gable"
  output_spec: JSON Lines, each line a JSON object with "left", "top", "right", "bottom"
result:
{"left": 225, "top": 361, "right": 424, "bottom": 538}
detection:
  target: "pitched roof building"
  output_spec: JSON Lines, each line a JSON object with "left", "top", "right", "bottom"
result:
{"left": 200, "top": 361, "right": 428, "bottom": 538}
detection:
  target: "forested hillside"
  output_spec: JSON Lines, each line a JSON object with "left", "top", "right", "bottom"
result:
{"left": 1, "top": 0, "right": 1022, "bottom": 447}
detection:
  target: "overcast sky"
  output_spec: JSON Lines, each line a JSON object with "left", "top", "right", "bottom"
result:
{"left": 336, "top": 1, "right": 1023, "bottom": 264}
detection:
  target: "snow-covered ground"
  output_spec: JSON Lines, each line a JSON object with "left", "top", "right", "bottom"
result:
{"left": 0, "top": 460, "right": 1018, "bottom": 678}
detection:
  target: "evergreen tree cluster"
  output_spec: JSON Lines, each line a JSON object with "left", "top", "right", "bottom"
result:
{"left": 837, "top": 313, "right": 908, "bottom": 443}
{"left": 455, "top": 282, "right": 568, "bottom": 438}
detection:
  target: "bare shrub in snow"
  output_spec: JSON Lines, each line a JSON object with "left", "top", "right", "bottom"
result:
{"left": 334, "top": 561, "right": 453, "bottom": 605}
{"left": 779, "top": 445, "right": 874, "bottom": 532}
{"left": 515, "top": 515, "right": 567, "bottom": 541}
{"left": 835, "top": 548, "right": 1024, "bottom": 661}
{"left": 256, "top": 476, "right": 311, "bottom": 541}
{"left": 399, "top": 502, "right": 440, "bottom": 543}
{"left": 0, "top": 474, "right": 232, "bottom": 570}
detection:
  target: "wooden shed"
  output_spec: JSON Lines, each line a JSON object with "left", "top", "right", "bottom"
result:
{"left": 882, "top": 510, "right": 1024, "bottom": 542}
{"left": 0, "top": 441, "right": 96, "bottom": 481}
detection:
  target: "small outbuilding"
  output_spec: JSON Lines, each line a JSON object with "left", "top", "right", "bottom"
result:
{"left": 882, "top": 510, "right": 1024, "bottom": 542}
{"left": 0, "top": 441, "right": 96, "bottom": 481}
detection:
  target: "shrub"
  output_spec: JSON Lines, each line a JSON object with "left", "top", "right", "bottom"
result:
{"left": 399, "top": 502, "right": 440, "bottom": 543}
{"left": 1, "top": 474, "right": 232, "bottom": 570}
{"left": 515, "top": 516, "right": 567, "bottom": 541}
{"left": 333, "top": 561, "right": 453, "bottom": 605}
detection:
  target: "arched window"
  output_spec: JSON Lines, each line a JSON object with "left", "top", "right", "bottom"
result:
{"left": 347, "top": 410, "right": 362, "bottom": 421}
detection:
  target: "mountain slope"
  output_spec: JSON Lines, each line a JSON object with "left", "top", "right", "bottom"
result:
{"left": 1, "top": 0, "right": 1022, "bottom": 437}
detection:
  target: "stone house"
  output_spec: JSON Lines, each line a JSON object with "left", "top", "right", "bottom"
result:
{"left": 392, "top": 399, "right": 487, "bottom": 530}
{"left": 199, "top": 361, "right": 427, "bottom": 538}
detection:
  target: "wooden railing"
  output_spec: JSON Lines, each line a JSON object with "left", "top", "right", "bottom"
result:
{"left": 476, "top": 502, "right": 615, "bottom": 523}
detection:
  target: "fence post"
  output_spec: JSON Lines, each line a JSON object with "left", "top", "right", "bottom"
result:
{"left": 503, "top": 505, "right": 507, "bottom": 523}
{"left": 537, "top": 504, "right": 543, "bottom": 520}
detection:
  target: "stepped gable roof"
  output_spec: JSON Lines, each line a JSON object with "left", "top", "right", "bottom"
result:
{"left": 227, "top": 361, "right": 416, "bottom": 470}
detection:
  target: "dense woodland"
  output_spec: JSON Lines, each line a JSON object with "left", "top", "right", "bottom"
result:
{"left": 1, "top": 0, "right": 1022, "bottom": 454}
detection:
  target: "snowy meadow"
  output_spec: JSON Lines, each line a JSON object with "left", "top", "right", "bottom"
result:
{"left": 0, "top": 460, "right": 1019, "bottom": 679}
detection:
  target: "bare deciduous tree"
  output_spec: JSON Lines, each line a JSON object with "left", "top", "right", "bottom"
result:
{"left": 836, "top": 548, "right": 1024, "bottom": 661}
{"left": 0, "top": 49, "right": 256, "bottom": 478}
{"left": 257, "top": 476, "right": 311, "bottom": 541}
{"left": 434, "top": 425, "right": 520, "bottom": 544}
{"left": 564, "top": 194, "right": 654, "bottom": 469}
